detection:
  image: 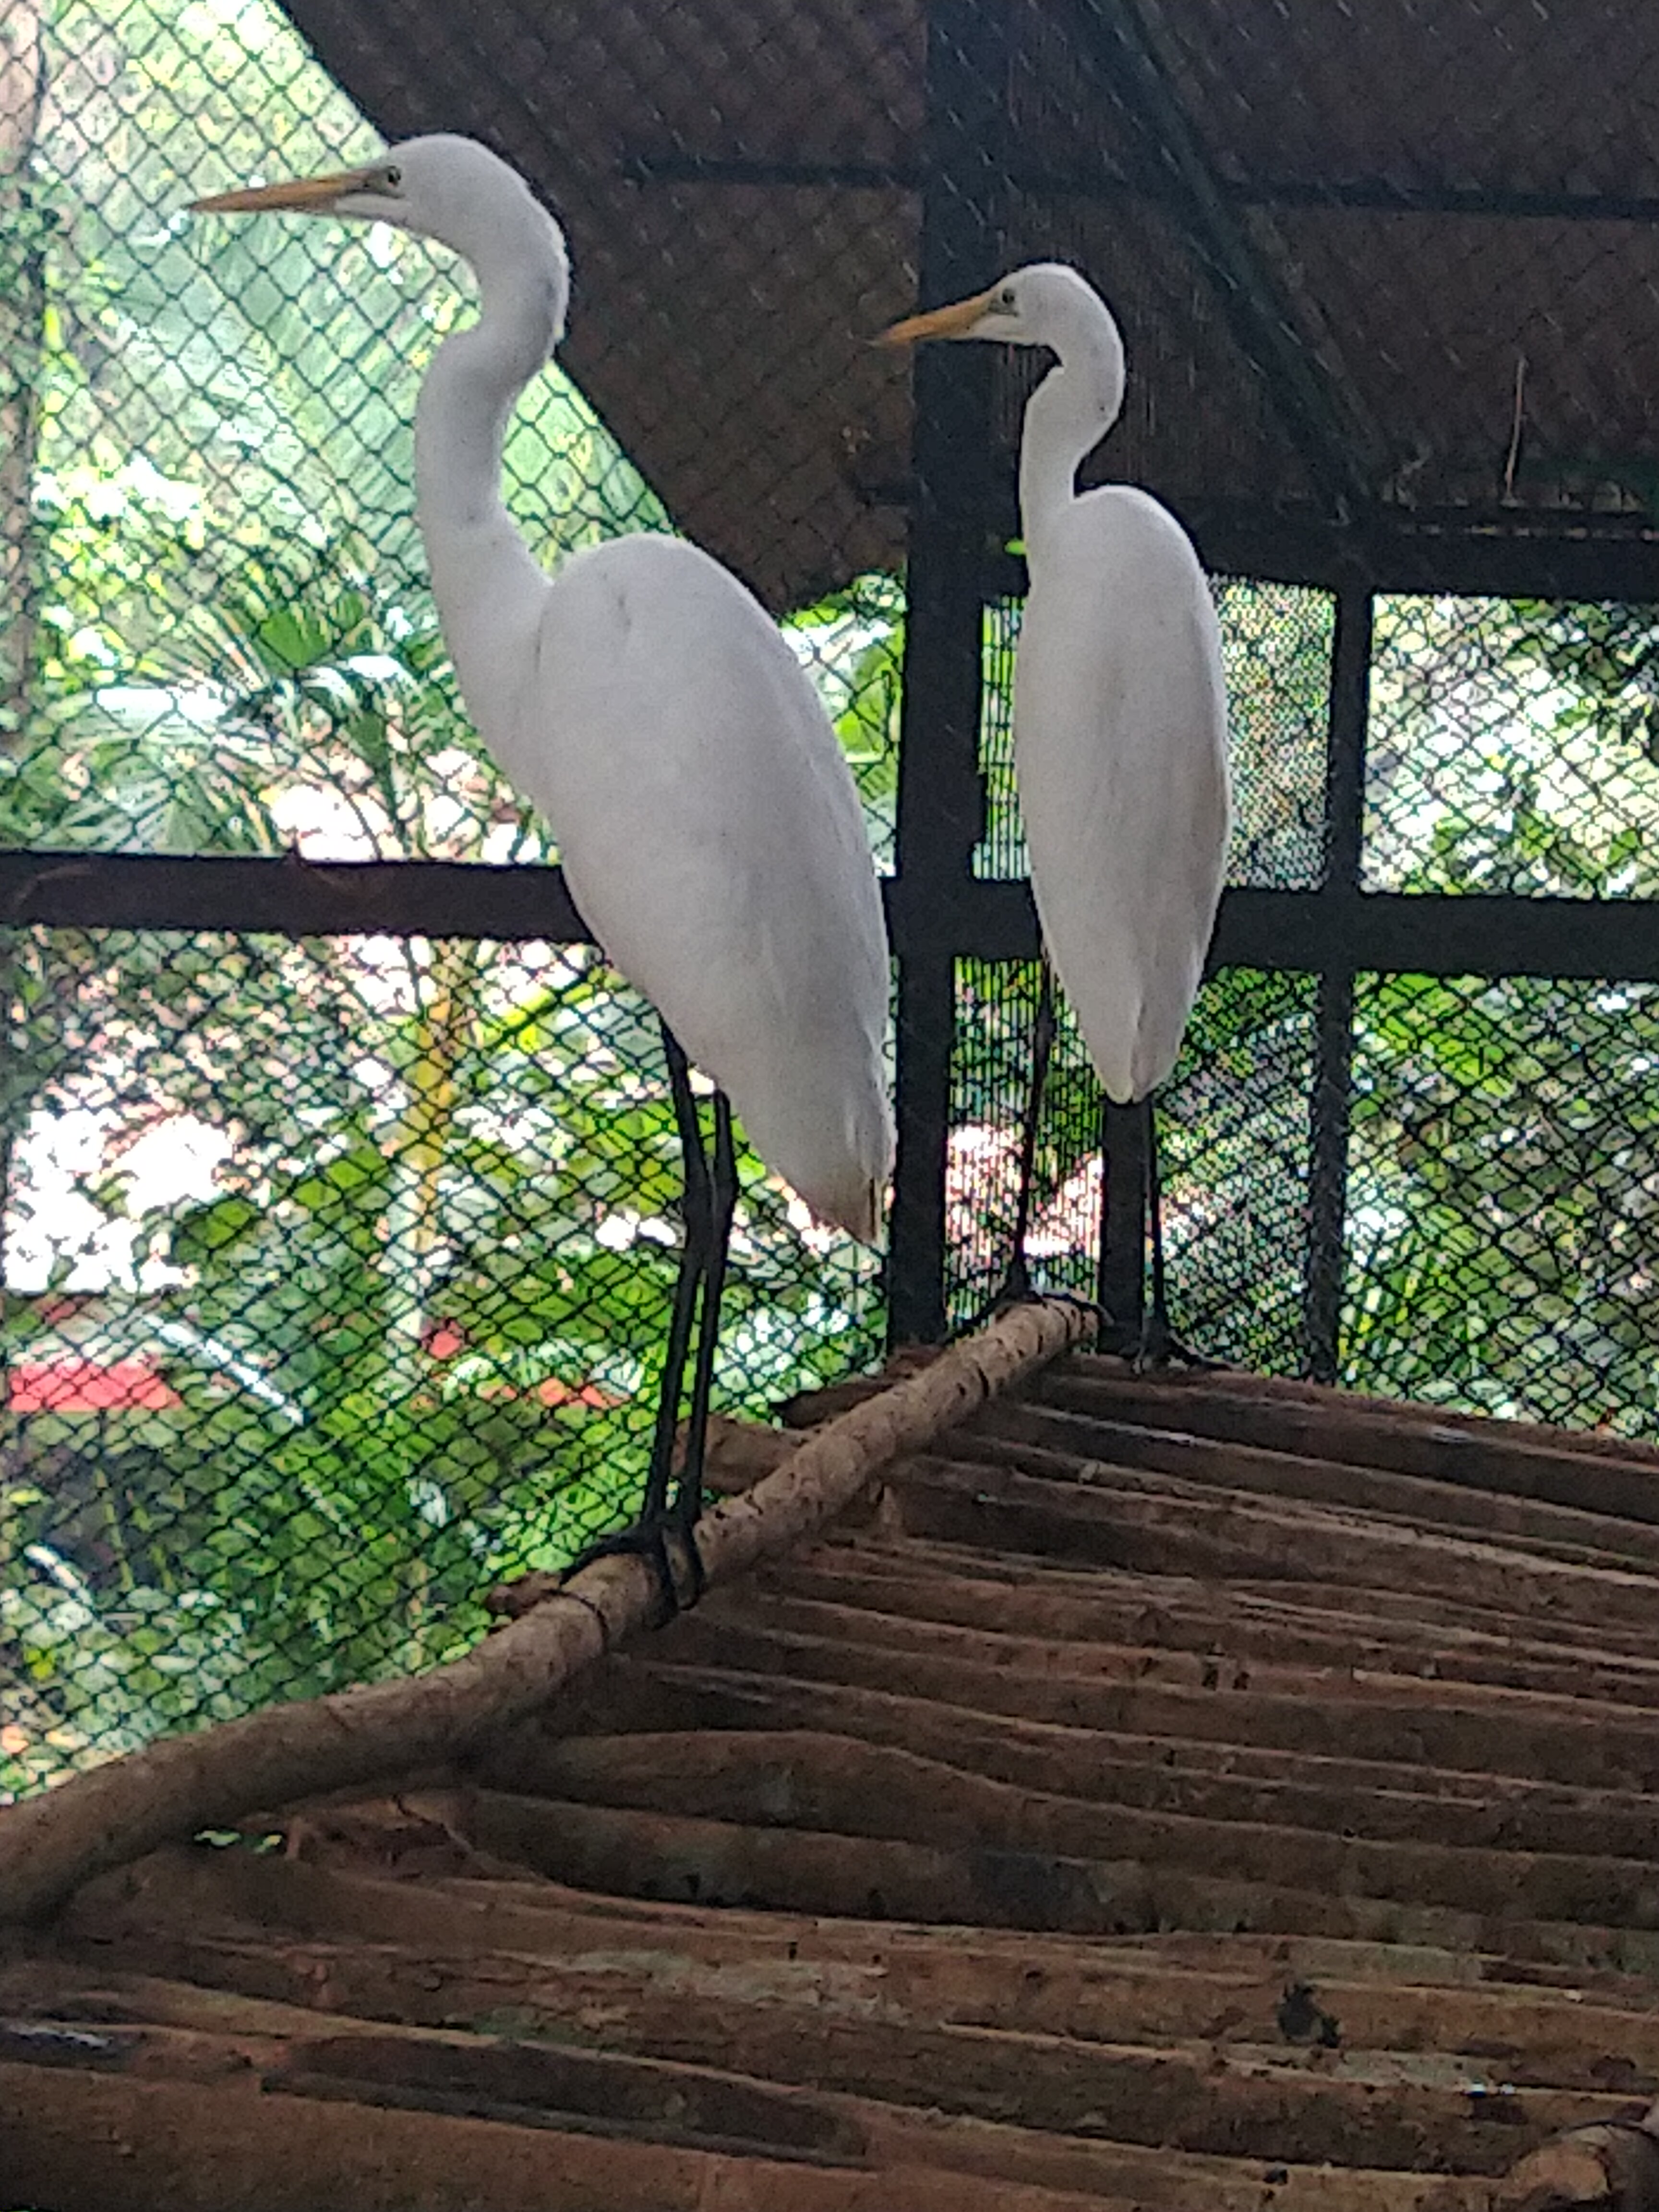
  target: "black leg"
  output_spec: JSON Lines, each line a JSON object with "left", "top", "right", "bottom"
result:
{"left": 1095, "top": 1095, "right": 1148, "bottom": 1358}
{"left": 949, "top": 954, "right": 1106, "bottom": 1346}
{"left": 642, "top": 1031, "right": 712, "bottom": 1521}
{"left": 1136, "top": 1094, "right": 1228, "bottom": 1372}
{"left": 667, "top": 1089, "right": 737, "bottom": 1603}
{"left": 1144, "top": 1095, "right": 1168, "bottom": 1357}
{"left": 562, "top": 1023, "right": 720, "bottom": 1621}
{"left": 1001, "top": 953, "right": 1057, "bottom": 1305}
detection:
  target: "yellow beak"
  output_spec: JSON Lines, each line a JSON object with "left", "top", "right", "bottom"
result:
{"left": 189, "top": 166, "right": 376, "bottom": 216}
{"left": 874, "top": 286, "right": 999, "bottom": 347}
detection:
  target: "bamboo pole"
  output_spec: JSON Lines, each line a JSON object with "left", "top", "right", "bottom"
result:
{"left": 0, "top": 1299, "right": 1092, "bottom": 1925}
{"left": 1491, "top": 2110, "right": 1659, "bottom": 2212}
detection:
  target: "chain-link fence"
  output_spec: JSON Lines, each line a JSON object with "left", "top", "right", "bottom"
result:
{"left": 9, "top": 0, "right": 1659, "bottom": 1791}
{"left": 1, "top": 922, "right": 880, "bottom": 1791}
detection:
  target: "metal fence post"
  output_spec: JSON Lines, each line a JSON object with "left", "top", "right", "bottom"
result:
{"left": 886, "top": 0, "right": 1006, "bottom": 1347}
{"left": 1095, "top": 1099, "right": 1147, "bottom": 1332}
{"left": 1303, "top": 581, "right": 1373, "bottom": 1382}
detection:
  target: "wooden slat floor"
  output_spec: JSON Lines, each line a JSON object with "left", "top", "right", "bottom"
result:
{"left": 8, "top": 1351, "right": 1659, "bottom": 2211}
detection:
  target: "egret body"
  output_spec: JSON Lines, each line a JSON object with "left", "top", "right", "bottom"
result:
{"left": 194, "top": 136, "right": 893, "bottom": 1588}
{"left": 882, "top": 265, "right": 1231, "bottom": 1352}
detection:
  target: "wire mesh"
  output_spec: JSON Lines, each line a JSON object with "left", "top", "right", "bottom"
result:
{"left": 947, "top": 956, "right": 1100, "bottom": 1317}
{"left": 1367, "top": 596, "right": 1659, "bottom": 898}
{"left": 1345, "top": 973, "right": 1659, "bottom": 1431}
{"left": 0, "top": 921, "right": 880, "bottom": 1793}
{"left": 975, "top": 580, "right": 1331, "bottom": 887}
{"left": 946, "top": 960, "right": 1317, "bottom": 1375}
{"left": 10, "top": 0, "right": 1659, "bottom": 1794}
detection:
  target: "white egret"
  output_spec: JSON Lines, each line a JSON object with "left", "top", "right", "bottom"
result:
{"left": 192, "top": 136, "right": 893, "bottom": 1601}
{"left": 880, "top": 264, "right": 1231, "bottom": 1360}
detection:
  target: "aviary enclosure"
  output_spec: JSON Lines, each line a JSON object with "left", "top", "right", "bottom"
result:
{"left": 6, "top": 0, "right": 1659, "bottom": 1790}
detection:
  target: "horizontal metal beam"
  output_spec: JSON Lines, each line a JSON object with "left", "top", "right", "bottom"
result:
{"left": 978, "top": 506, "right": 1659, "bottom": 601}
{"left": 0, "top": 851, "right": 594, "bottom": 940}
{"left": 624, "top": 150, "right": 1659, "bottom": 228}
{"left": 1235, "top": 176, "right": 1659, "bottom": 227}
{"left": 894, "top": 876, "right": 1659, "bottom": 982}
{"left": 1178, "top": 505, "right": 1659, "bottom": 601}
{"left": 1220, "top": 888, "right": 1659, "bottom": 982}
{"left": 8, "top": 852, "right": 1659, "bottom": 986}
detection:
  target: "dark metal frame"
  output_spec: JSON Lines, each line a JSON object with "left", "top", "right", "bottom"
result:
{"left": 624, "top": 154, "right": 1659, "bottom": 235}
{"left": 884, "top": 0, "right": 1007, "bottom": 1346}
{"left": 12, "top": 852, "right": 1659, "bottom": 984}
{"left": 10, "top": 0, "right": 1659, "bottom": 1372}
{"left": 12, "top": 724, "right": 1659, "bottom": 1382}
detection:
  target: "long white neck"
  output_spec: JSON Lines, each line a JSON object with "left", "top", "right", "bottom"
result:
{"left": 414, "top": 215, "right": 567, "bottom": 757}
{"left": 1017, "top": 307, "right": 1126, "bottom": 564}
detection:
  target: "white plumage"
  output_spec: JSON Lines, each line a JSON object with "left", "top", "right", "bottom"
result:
{"left": 195, "top": 133, "right": 893, "bottom": 1243}
{"left": 528, "top": 533, "right": 893, "bottom": 1238}
{"left": 883, "top": 262, "right": 1230, "bottom": 1111}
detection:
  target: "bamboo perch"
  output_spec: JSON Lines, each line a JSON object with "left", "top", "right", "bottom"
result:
{"left": 1489, "top": 2110, "right": 1659, "bottom": 2212}
{"left": 0, "top": 1299, "right": 1093, "bottom": 1926}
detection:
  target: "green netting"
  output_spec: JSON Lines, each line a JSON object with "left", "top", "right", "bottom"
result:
{"left": 7, "top": 0, "right": 1659, "bottom": 1803}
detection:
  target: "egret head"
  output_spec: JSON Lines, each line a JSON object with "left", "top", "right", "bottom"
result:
{"left": 191, "top": 134, "right": 568, "bottom": 338}
{"left": 878, "top": 262, "right": 1115, "bottom": 356}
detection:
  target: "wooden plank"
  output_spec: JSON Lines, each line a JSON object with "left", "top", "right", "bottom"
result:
{"left": 43, "top": 1908, "right": 1659, "bottom": 2099}
{"left": 883, "top": 1452, "right": 1659, "bottom": 1636}
{"left": 0, "top": 2059, "right": 1156, "bottom": 2212}
{"left": 0, "top": 1997, "right": 1629, "bottom": 2177}
{"left": 495, "top": 1660, "right": 1659, "bottom": 1863}
{"left": 640, "top": 1611, "right": 1659, "bottom": 1796}
{"left": 770, "top": 1524, "right": 1659, "bottom": 1661}
{"left": 977, "top": 1399, "right": 1659, "bottom": 1565}
{"left": 64, "top": 1843, "right": 1659, "bottom": 2002}
{"left": 514, "top": 1729, "right": 1659, "bottom": 1929}
{"left": 752, "top": 1549, "right": 1659, "bottom": 1703}
{"left": 704, "top": 1581, "right": 1659, "bottom": 1712}
{"left": 1053, "top": 1363, "right": 1659, "bottom": 1490}
{"left": 451, "top": 1787, "right": 1659, "bottom": 1976}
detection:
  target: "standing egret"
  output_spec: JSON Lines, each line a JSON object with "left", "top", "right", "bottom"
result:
{"left": 192, "top": 136, "right": 893, "bottom": 1606}
{"left": 880, "top": 264, "right": 1231, "bottom": 1361}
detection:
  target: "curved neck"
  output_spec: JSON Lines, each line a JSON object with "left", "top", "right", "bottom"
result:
{"left": 1017, "top": 310, "right": 1126, "bottom": 554}
{"left": 413, "top": 219, "right": 567, "bottom": 746}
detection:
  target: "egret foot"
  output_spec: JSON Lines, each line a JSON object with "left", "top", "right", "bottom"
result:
{"left": 1132, "top": 1306, "right": 1230, "bottom": 1373}
{"left": 560, "top": 1497, "right": 705, "bottom": 1628}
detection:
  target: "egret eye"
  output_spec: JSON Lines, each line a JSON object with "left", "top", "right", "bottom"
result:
{"left": 999, "top": 287, "right": 1016, "bottom": 309}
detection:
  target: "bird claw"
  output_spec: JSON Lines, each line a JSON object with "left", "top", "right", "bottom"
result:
{"left": 950, "top": 1277, "right": 1107, "bottom": 1345}
{"left": 1133, "top": 1312, "right": 1230, "bottom": 1374}
{"left": 1094, "top": 1306, "right": 1228, "bottom": 1372}
{"left": 561, "top": 1502, "right": 706, "bottom": 1628}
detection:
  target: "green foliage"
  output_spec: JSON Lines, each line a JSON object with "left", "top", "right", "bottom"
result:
{"left": 1368, "top": 594, "right": 1659, "bottom": 899}
{"left": 1, "top": 1557, "right": 285, "bottom": 1796}
{"left": 0, "top": 0, "right": 878, "bottom": 1792}
{"left": 2, "top": 923, "right": 881, "bottom": 1785}
{"left": 1342, "top": 972, "right": 1659, "bottom": 1425}
{"left": 1326, "top": 593, "right": 1659, "bottom": 1419}
{"left": 1214, "top": 579, "right": 1330, "bottom": 888}
{"left": 787, "top": 574, "right": 903, "bottom": 867}
{"left": 14, "top": 0, "right": 1659, "bottom": 1806}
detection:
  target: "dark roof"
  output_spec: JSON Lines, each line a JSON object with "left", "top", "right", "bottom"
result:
{"left": 274, "top": 0, "right": 1659, "bottom": 607}
{"left": 12, "top": 1355, "right": 1659, "bottom": 2207}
